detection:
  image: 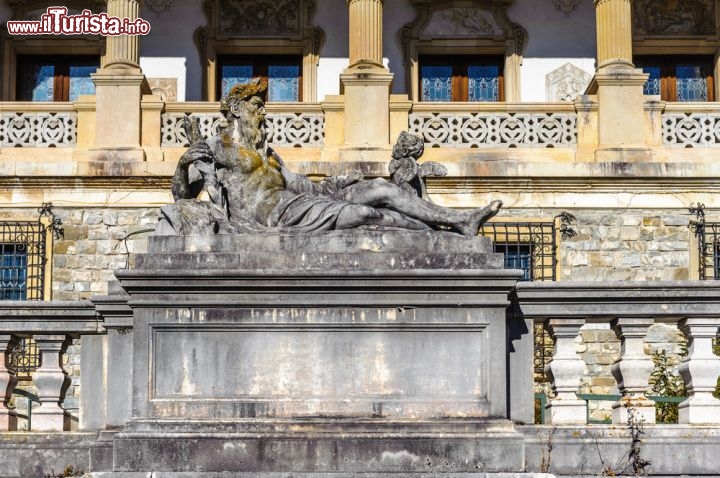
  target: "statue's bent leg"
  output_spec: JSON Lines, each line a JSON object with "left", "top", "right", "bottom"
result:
{"left": 335, "top": 204, "right": 429, "bottom": 231}
{"left": 335, "top": 178, "right": 501, "bottom": 236}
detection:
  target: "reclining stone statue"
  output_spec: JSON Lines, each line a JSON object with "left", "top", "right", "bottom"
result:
{"left": 156, "top": 79, "right": 502, "bottom": 236}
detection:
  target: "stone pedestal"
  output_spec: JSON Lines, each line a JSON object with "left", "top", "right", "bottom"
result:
{"left": 109, "top": 230, "right": 525, "bottom": 474}
{"left": 544, "top": 319, "right": 586, "bottom": 424}
{"left": 610, "top": 318, "right": 656, "bottom": 424}
{"left": 32, "top": 335, "right": 71, "bottom": 432}
{"left": 678, "top": 318, "right": 720, "bottom": 424}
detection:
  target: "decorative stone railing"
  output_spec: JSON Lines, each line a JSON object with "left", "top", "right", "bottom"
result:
{"left": 516, "top": 281, "right": 720, "bottom": 425}
{"left": 408, "top": 103, "right": 578, "bottom": 148}
{"left": 0, "top": 301, "right": 99, "bottom": 431}
{"left": 161, "top": 102, "right": 325, "bottom": 148}
{"left": 662, "top": 103, "right": 720, "bottom": 148}
{"left": 0, "top": 103, "right": 77, "bottom": 147}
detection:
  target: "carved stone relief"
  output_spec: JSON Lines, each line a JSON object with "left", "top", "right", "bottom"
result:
{"left": 148, "top": 78, "right": 178, "bottom": 102}
{"left": 9, "top": 0, "right": 105, "bottom": 20}
{"left": 633, "top": 0, "right": 716, "bottom": 36}
{"left": 144, "top": 0, "right": 175, "bottom": 14}
{"left": 218, "top": 0, "right": 302, "bottom": 36}
{"left": 545, "top": 63, "right": 591, "bottom": 102}
{"left": 422, "top": 8, "right": 503, "bottom": 37}
{"left": 551, "top": 0, "right": 582, "bottom": 17}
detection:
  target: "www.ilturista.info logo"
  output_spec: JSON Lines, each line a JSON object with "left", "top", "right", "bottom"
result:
{"left": 7, "top": 7, "right": 151, "bottom": 35}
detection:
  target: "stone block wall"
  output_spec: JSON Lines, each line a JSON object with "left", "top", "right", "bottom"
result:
{"left": 52, "top": 208, "right": 160, "bottom": 300}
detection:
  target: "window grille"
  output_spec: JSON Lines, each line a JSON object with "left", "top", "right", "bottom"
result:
{"left": 479, "top": 213, "right": 576, "bottom": 381}
{"left": 690, "top": 203, "right": 720, "bottom": 280}
{"left": 1, "top": 204, "right": 62, "bottom": 379}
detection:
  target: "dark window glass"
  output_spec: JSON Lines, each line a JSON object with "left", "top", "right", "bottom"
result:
{"left": 420, "top": 55, "right": 504, "bottom": 102}
{"left": 0, "top": 244, "right": 27, "bottom": 300}
{"left": 218, "top": 55, "right": 302, "bottom": 102}
{"left": 636, "top": 56, "right": 714, "bottom": 102}
{"left": 17, "top": 55, "right": 99, "bottom": 101}
{"left": 495, "top": 244, "right": 532, "bottom": 282}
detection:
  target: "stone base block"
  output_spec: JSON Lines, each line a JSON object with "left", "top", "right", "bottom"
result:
{"left": 112, "top": 419, "right": 525, "bottom": 474}
{"left": 611, "top": 398, "right": 655, "bottom": 425}
{"left": 88, "top": 474, "right": 555, "bottom": 478}
{"left": 544, "top": 399, "right": 586, "bottom": 424}
{"left": 679, "top": 398, "right": 720, "bottom": 424}
{"left": 31, "top": 409, "right": 71, "bottom": 432}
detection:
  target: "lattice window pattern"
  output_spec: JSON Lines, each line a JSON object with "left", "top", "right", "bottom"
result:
{"left": 161, "top": 112, "right": 325, "bottom": 148}
{"left": 409, "top": 112, "right": 577, "bottom": 148}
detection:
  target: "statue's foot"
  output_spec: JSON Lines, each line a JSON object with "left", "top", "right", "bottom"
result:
{"left": 457, "top": 199, "right": 503, "bottom": 237}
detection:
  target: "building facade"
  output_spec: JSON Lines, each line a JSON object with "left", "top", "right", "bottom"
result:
{"left": 0, "top": 0, "right": 718, "bottom": 431}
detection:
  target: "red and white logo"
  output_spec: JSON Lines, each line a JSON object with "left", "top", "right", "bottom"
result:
{"left": 7, "top": 7, "right": 151, "bottom": 36}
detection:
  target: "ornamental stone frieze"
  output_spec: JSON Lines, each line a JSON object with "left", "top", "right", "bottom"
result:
{"left": 633, "top": 0, "right": 716, "bottom": 36}
{"left": 7, "top": 0, "right": 105, "bottom": 20}
{"left": 218, "top": 0, "right": 302, "bottom": 36}
{"left": 551, "top": 0, "right": 582, "bottom": 17}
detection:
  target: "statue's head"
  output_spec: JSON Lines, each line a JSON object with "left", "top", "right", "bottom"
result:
{"left": 220, "top": 78, "right": 268, "bottom": 149}
{"left": 392, "top": 131, "right": 424, "bottom": 161}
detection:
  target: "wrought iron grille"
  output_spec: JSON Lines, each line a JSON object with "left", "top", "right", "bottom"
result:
{"left": 697, "top": 222, "right": 720, "bottom": 280}
{"left": 690, "top": 203, "right": 720, "bottom": 280}
{"left": 0, "top": 221, "right": 46, "bottom": 300}
{"left": 1, "top": 204, "right": 62, "bottom": 378}
{"left": 8, "top": 339, "right": 40, "bottom": 381}
{"left": 479, "top": 214, "right": 576, "bottom": 381}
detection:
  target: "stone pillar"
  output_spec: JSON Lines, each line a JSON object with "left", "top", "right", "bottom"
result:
{"left": 348, "top": 0, "right": 383, "bottom": 69}
{"left": 544, "top": 319, "right": 587, "bottom": 424}
{"left": 593, "top": 0, "right": 650, "bottom": 161}
{"left": 678, "top": 318, "right": 720, "bottom": 424}
{"left": 32, "top": 335, "right": 71, "bottom": 431}
{"left": 104, "top": 0, "right": 140, "bottom": 69}
{"left": 0, "top": 335, "right": 18, "bottom": 431}
{"left": 340, "top": 0, "right": 394, "bottom": 164}
{"left": 610, "top": 318, "right": 656, "bottom": 424}
{"left": 80, "top": 0, "right": 147, "bottom": 165}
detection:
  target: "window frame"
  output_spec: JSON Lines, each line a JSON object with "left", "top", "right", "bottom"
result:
{"left": 16, "top": 54, "right": 100, "bottom": 102}
{"left": 419, "top": 54, "right": 505, "bottom": 102}
{"left": 216, "top": 54, "right": 304, "bottom": 102}
{"left": 635, "top": 55, "right": 715, "bottom": 102}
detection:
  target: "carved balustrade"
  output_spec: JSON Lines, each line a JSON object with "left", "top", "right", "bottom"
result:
{"left": 0, "top": 301, "right": 99, "bottom": 431}
{"left": 161, "top": 102, "right": 325, "bottom": 148}
{"left": 517, "top": 281, "right": 720, "bottom": 426}
{"left": 408, "top": 102, "right": 578, "bottom": 148}
{"left": 0, "top": 103, "right": 78, "bottom": 147}
{"left": 662, "top": 103, "right": 720, "bottom": 148}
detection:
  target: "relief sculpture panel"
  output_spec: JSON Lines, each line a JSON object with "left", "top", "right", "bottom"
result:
{"left": 219, "top": 0, "right": 301, "bottom": 35}
{"left": 422, "top": 7, "right": 503, "bottom": 37}
{"left": 633, "top": 0, "right": 716, "bottom": 36}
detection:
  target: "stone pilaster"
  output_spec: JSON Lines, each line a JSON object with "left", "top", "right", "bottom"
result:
{"left": 592, "top": 0, "right": 650, "bottom": 161}
{"left": 594, "top": 0, "right": 633, "bottom": 69}
{"left": 348, "top": 0, "right": 384, "bottom": 69}
{"left": 678, "top": 318, "right": 720, "bottom": 424}
{"left": 32, "top": 335, "right": 71, "bottom": 431}
{"left": 544, "top": 319, "right": 587, "bottom": 424}
{"left": 0, "top": 335, "right": 18, "bottom": 431}
{"left": 610, "top": 318, "right": 656, "bottom": 424}
{"left": 74, "top": 0, "right": 148, "bottom": 165}
{"left": 104, "top": 0, "right": 140, "bottom": 69}
{"left": 340, "top": 0, "right": 393, "bottom": 163}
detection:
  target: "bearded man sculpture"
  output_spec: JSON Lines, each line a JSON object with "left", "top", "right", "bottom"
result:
{"left": 157, "top": 80, "right": 502, "bottom": 236}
